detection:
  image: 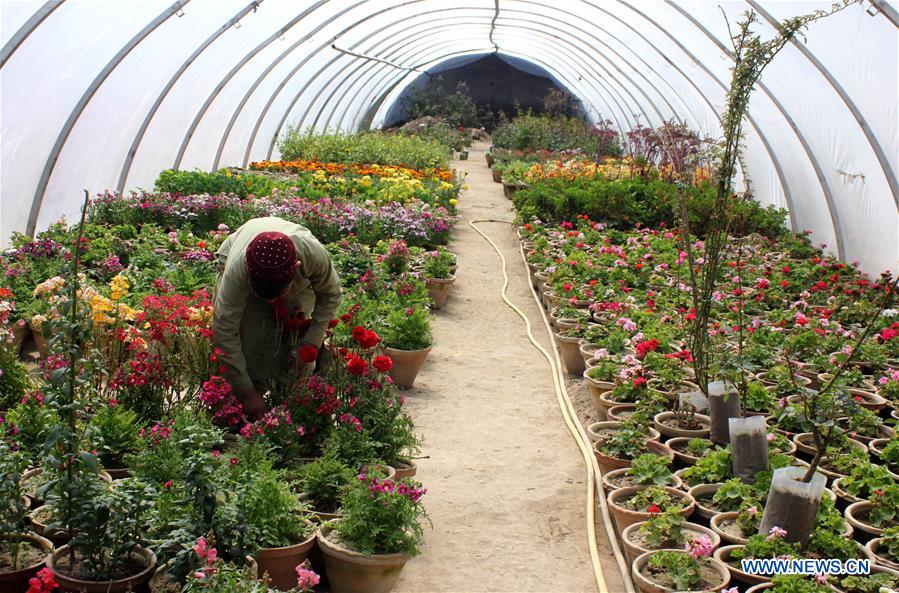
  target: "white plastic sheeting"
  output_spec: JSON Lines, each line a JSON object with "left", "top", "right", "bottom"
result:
{"left": 1, "top": 0, "right": 896, "bottom": 275}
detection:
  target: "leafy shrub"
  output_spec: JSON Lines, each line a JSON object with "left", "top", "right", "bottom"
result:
{"left": 299, "top": 455, "right": 355, "bottom": 514}
{"left": 492, "top": 113, "right": 609, "bottom": 154}
{"left": 382, "top": 305, "right": 432, "bottom": 350}
{"left": 155, "top": 169, "right": 273, "bottom": 199}
{"left": 278, "top": 129, "right": 450, "bottom": 170}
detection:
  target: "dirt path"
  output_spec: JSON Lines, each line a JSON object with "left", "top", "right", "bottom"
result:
{"left": 394, "top": 142, "right": 625, "bottom": 593}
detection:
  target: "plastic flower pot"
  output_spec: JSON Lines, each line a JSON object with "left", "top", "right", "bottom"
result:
{"left": 652, "top": 411, "right": 711, "bottom": 439}
{"left": 606, "top": 485, "right": 695, "bottom": 535}
{"left": 0, "top": 533, "right": 53, "bottom": 591}
{"left": 256, "top": 531, "right": 316, "bottom": 591}
{"left": 620, "top": 521, "right": 720, "bottom": 566}
{"left": 316, "top": 524, "right": 411, "bottom": 593}
{"left": 631, "top": 549, "right": 730, "bottom": 593}
{"left": 425, "top": 275, "right": 455, "bottom": 309}
{"left": 46, "top": 545, "right": 156, "bottom": 593}
{"left": 383, "top": 346, "right": 431, "bottom": 389}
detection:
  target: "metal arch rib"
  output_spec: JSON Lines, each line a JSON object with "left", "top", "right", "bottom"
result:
{"left": 25, "top": 0, "right": 188, "bottom": 237}
{"left": 314, "top": 16, "right": 650, "bottom": 135}
{"left": 327, "top": 6, "right": 686, "bottom": 134}
{"left": 0, "top": 0, "right": 65, "bottom": 68}
{"left": 312, "top": 25, "right": 623, "bottom": 133}
{"left": 335, "top": 6, "right": 706, "bottom": 135}
{"left": 118, "top": 0, "right": 265, "bottom": 192}
{"left": 869, "top": 0, "right": 899, "bottom": 27}
{"left": 577, "top": 0, "right": 795, "bottom": 230}
{"left": 211, "top": 0, "right": 368, "bottom": 172}
{"left": 658, "top": 0, "right": 845, "bottom": 258}
{"left": 749, "top": 0, "right": 899, "bottom": 211}
{"left": 171, "top": 0, "right": 329, "bottom": 171}
{"left": 321, "top": 9, "right": 672, "bottom": 133}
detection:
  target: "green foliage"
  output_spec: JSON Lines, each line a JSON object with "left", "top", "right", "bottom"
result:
{"left": 277, "top": 129, "right": 450, "bottom": 170}
{"left": 333, "top": 473, "right": 428, "bottom": 556}
{"left": 683, "top": 447, "right": 732, "bottom": 486}
{"left": 881, "top": 439, "right": 899, "bottom": 466}
{"left": 880, "top": 525, "right": 899, "bottom": 562}
{"left": 731, "top": 532, "right": 800, "bottom": 562}
{"left": 155, "top": 168, "right": 274, "bottom": 198}
{"left": 838, "top": 574, "right": 898, "bottom": 593}
{"left": 493, "top": 113, "right": 607, "bottom": 153}
{"left": 713, "top": 478, "right": 758, "bottom": 512}
{"left": 422, "top": 249, "right": 454, "bottom": 280}
{"left": 807, "top": 528, "right": 862, "bottom": 561}
{"left": 646, "top": 550, "right": 702, "bottom": 591}
{"left": 0, "top": 341, "right": 32, "bottom": 411}
{"left": 299, "top": 455, "right": 355, "bottom": 514}
{"left": 769, "top": 575, "right": 832, "bottom": 593}
{"left": 127, "top": 411, "right": 223, "bottom": 486}
{"left": 684, "top": 438, "right": 716, "bottom": 458}
{"left": 0, "top": 438, "right": 31, "bottom": 564}
{"left": 736, "top": 499, "right": 761, "bottom": 534}
{"left": 4, "top": 393, "right": 59, "bottom": 459}
{"left": 87, "top": 403, "right": 141, "bottom": 469}
{"left": 597, "top": 421, "right": 649, "bottom": 460}
{"left": 868, "top": 485, "right": 899, "bottom": 527}
{"left": 382, "top": 305, "right": 432, "bottom": 350}
{"left": 840, "top": 461, "right": 895, "bottom": 500}
{"left": 627, "top": 453, "right": 674, "bottom": 486}
{"left": 624, "top": 485, "right": 683, "bottom": 512}
{"left": 400, "top": 79, "right": 480, "bottom": 128}
{"left": 637, "top": 508, "right": 687, "bottom": 548}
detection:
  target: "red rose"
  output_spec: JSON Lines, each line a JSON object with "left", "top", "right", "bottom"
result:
{"left": 359, "top": 329, "right": 380, "bottom": 349}
{"left": 347, "top": 355, "right": 368, "bottom": 376}
{"left": 351, "top": 325, "right": 367, "bottom": 342}
{"left": 298, "top": 344, "right": 319, "bottom": 363}
{"left": 327, "top": 318, "right": 339, "bottom": 329}
{"left": 373, "top": 355, "right": 393, "bottom": 373}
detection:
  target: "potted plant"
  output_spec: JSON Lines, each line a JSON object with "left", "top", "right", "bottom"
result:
{"left": 0, "top": 439, "right": 54, "bottom": 590}
{"left": 296, "top": 455, "right": 355, "bottom": 521}
{"left": 710, "top": 500, "right": 761, "bottom": 545}
{"left": 845, "top": 483, "right": 899, "bottom": 539}
{"left": 85, "top": 403, "right": 141, "bottom": 479}
{"left": 382, "top": 308, "right": 432, "bottom": 389}
{"left": 607, "top": 485, "right": 695, "bottom": 534}
{"left": 718, "top": 529, "right": 800, "bottom": 585}
{"left": 421, "top": 249, "right": 455, "bottom": 310}
{"left": 832, "top": 461, "right": 895, "bottom": 506}
{"left": 831, "top": 572, "right": 899, "bottom": 593}
{"left": 690, "top": 478, "right": 760, "bottom": 521}
{"left": 603, "top": 453, "right": 681, "bottom": 492}
{"left": 631, "top": 544, "right": 730, "bottom": 593}
{"left": 317, "top": 472, "right": 428, "bottom": 593}
{"left": 653, "top": 404, "right": 711, "bottom": 439}
{"left": 621, "top": 509, "right": 720, "bottom": 565}
{"left": 583, "top": 357, "right": 620, "bottom": 418}
{"left": 592, "top": 421, "right": 670, "bottom": 474}
{"left": 745, "top": 574, "right": 833, "bottom": 593}
{"left": 866, "top": 525, "right": 899, "bottom": 570}
{"left": 667, "top": 437, "right": 718, "bottom": 467}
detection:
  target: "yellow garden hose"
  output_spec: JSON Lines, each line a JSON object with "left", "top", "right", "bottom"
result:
{"left": 469, "top": 219, "right": 636, "bottom": 593}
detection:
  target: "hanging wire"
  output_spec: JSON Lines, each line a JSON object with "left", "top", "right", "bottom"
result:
{"left": 489, "top": 0, "right": 500, "bottom": 53}
{"left": 330, "top": 43, "right": 431, "bottom": 77}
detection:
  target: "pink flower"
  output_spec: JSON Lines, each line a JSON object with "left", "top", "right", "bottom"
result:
{"left": 766, "top": 433, "right": 775, "bottom": 442}
{"left": 296, "top": 564, "right": 320, "bottom": 589}
{"left": 767, "top": 526, "right": 787, "bottom": 540}
{"left": 686, "top": 534, "right": 714, "bottom": 559}
{"left": 193, "top": 536, "right": 208, "bottom": 559}
{"left": 721, "top": 588, "right": 739, "bottom": 593}
{"left": 748, "top": 506, "right": 758, "bottom": 516}
{"left": 815, "top": 574, "right": 828, "bottom": 585}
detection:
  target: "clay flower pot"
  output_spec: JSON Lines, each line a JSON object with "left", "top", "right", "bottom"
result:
{"left": 425, "top": 276, "right": 455, "bottom": 310}
{"left": 583, "top": 368, "right": 615, "bottom": 419}
{"left": 0, "top": 533, "right": 53, "bottom": 591}
{"left": 316, "top": 524, "right": 411, "bottom": 593}
{"left": 631, "top": 549, "right": 730, "bottom": 593}
{"left": 606, "top": 485, "right": 695, "bottom": 534}
{"left": 666, "top": 437, "right": 714, "bottom": 467}
{"left": 831, "top": 477, "right": 864, "bottom": 507}
{"left": 866, "top": 537, "right": 899, "bottom": 571}
{"left": 256, "top": 531, "right": 316, "bottom": 591}
{"left": 601, "top": 468, "right": 684, "bottom": 493}
{"left": 390, "top": 459, "right": 417, "bottom": 479}
{"left": 845, "top": 500, "right": 889, "bottom": 540}
{"left": 653, "top": 411, "right": 712, "bottom": 439}
{"left": 621, "top": 521, "right": 720, "bottom": 566}
{"left": 594, "top": 440, "right": 673, "bottom": 476}
{"left": 791, "top": 432, "right": 866, "bottom": 457}
{"left": 46, "top": 545, "right": 156, "bottom": 593}
{"left": 580, "top": 342, "right": 604, "bottom": 364}
{"left": 298, "top": 492, "right": 343, "bottom": 523}
{"left": 383, "top": 346, "right": 431, "bottom": 389}
{"left": 713, "top": 545, "right": 771, "bottom": 586}
{"left": 687, "top": 483, "right": 725, "bottom": 521}
{"left": 848, "top": 388, "right": 888, "bottom": 412}
{"left": 554, "top": 333, "right": 586, "bottom": 376}
{"left": 30, "top": 505, "right": 70, "bottom": 547}
{"left": 608, "top": 404, "right": 637, "bottom": 422}
{"left": 709, "top": 512, "right": 750, "bottom": 545}
{"left": 587, "top": 421, "right": 660, "bottom": 443}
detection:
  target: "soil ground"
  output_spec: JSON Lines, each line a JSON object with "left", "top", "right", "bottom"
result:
{"left": 393, "top": 142, "right": 626, "bottom": 593}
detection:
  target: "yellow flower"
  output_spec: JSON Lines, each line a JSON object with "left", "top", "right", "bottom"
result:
{"left": 109, "top": 274, "right": 129, "bottom": 302}
{"left": 449, "top": 198, "right": 458, "bottom": 206}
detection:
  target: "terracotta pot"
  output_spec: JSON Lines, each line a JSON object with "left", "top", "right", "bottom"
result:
{"left": 621, "top": 521, "right": 719, "bottom": 566}
{"left": 608, "top": 404, "right": 637, "bottom": 422}
{"left": 648, "top": 380, "right": 701, "bottom": 402}
{"left": 8, "top": 321, "right": 30, "bottom": 355}
{"left": 316, "top": 525, "right": 411, "bottom": 593}
{"left": 0, "top": 533, "right": 53, "bottom": 591}
{"left": 831, "top": 477, "right": 864, "bottom": 507}
{"left": 688, "top": 483, "right": 726, "bottom": 521}
{"left": 555, "top": 333, "right": 586, "bottom": 376}
{"left": 631, "top": 549, "right": 730, "bottom": 593}
{"left": 257, "top": 531, "right": 316, "bottom": 591}
{"left": 593, "top": 391, "right": 624, "bottom": 421}
{"left": 383, "top": 346, "right": 431, "bottom": 389}
{"left": 30, "top": 506, "right": 70, "bottom": 547}
{"left": 709, "top": 512, "right": 750, "bottom": 545}
{"left": 601, "top": 468, "right": 684, "bottom": 493}
{"left": 845, "top": 500, "right": 889, "bottom": 540}
{"left": 491, "top": 168, "right": 502, "bottom": 183}
{"left": 867, "top": 538, "right": 899, "bottom": 571}
{"left": 666, "top": 437, "right": 714, "bottom": 468}
{"left": 713, "top": 545, "right": 770, "bottom": 585}
{"left": 587, "top": 421, "right": 660, "bottom": 443}
{"left": 756, "top": 372, "right": 811, "bottom": 388}
{"left": 298, "top": 492, "right": 343, "bottom": 523}
{"left": 46, "top": 545, "right": 156, "bottom": 593}
{"left": 791, "top": 432, "right": 867, "bottom": 457}
{"left": 425, "top": 276, "right": 454, "bottom": 310}
{"left": 361, "top": 464, "right": 397, "bottom": 480}
{"left": 607, "top": 485, "right": 695, "bottom": 534}
{"left": 485, "top": 153, "right": 494, "bottom": 167}
{"left": 583, "top": 369, "right": 615, "bottom": 419}
{"left": 653, "top": 411, "right": 712, "bottom": 439}
{"left": 390, "top": 459, "right": 417, "bottom": 479}
{"left": 849, "top": 388, "right": 888, "bottom": 412}
{"left": 580, "top": 342, "right": 604, "bottom": 364}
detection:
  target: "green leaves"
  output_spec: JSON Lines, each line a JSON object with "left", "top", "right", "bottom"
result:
{"left": 628, "top": 454, "right": 674, "bottom": 486}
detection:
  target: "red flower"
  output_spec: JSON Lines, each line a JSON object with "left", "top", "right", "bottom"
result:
{"left": 347, "top": 355, "right": 369, "bottom": 376}
{"left": 632, "top": 377, "right": 648, "bottom": 389}
{"left": 327, "top": 318, "right": 339, "bottom": 329}
{"left": 373, "top": 355, "right": 393, "bottom": 373}
{"left": 635, "top": 339, "right": 660, "bottom": 360}
{"left": 27, "top": 568, "right": 58, "bottom": 593}
{"left": 298, "top": 344, "right": 319, "bottom": 363}
{"left": 647, "top": 504, "right": 662, "bottom": 514}
{"left": 230, "top": 457, "right": 238, "bottom": 465}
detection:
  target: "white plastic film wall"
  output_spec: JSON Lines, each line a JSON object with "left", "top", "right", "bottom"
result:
{"left": 1, "top": 0, "right": 896, "bottom": 275}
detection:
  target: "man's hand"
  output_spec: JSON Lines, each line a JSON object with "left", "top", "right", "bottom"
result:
{"left": 236, "top": 387, "right": 268, "bottom": 421}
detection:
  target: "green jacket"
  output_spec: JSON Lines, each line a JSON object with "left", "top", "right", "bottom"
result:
{"left": 213, "top": 217, "right": 341, "bottom": 391}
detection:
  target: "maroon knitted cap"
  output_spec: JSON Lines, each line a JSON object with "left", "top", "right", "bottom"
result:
{"left": 245, "top": 232, "right": 297, "bottom": 288}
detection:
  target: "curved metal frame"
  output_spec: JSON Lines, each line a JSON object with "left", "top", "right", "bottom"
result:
{"left": 26, "top": 0, "right": 188, "bottom": 236}
{"left": 0, "top": 0, "right": 65, "bottom": 68}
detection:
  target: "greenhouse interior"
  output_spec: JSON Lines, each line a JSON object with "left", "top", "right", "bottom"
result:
{"left": 1, "top": 1, "right": 898, "bottom": 592}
